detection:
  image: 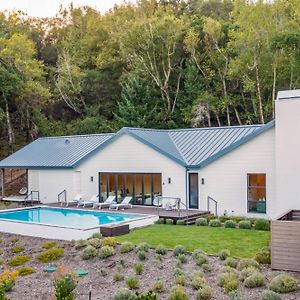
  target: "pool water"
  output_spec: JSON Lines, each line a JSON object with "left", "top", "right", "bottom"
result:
{"left": 0, "top": 207, "right": 142, "bottom": 229}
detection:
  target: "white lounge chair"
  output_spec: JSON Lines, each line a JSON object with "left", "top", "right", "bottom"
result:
{"left": 93, "top": 195, "right": 116, "bottom": 209}
{"left": 65, "top": 194, "right": 83, "bottom": 206}
{"left": 109, "top": 196, "right": 132, "bottom": 210}
{"left": 77, "top": 194, "right": 99, "bottom": 208}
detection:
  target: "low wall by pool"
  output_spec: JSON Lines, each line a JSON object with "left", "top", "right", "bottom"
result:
{"left": 0, "top": 206, "right": 158, "bottom": 240}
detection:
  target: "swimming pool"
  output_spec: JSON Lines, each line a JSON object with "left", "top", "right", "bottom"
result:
{"left": 0, "top": 206, "right": 158, "bottom": 240}
{"left": 0, "top": 207, "right": 141, "bottom": 229}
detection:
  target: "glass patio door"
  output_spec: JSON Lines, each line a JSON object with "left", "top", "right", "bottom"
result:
{"left": 188, "top": 173, "right": 199, "bottom": 209}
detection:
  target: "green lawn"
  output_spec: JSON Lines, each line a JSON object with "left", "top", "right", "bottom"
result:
{"left": 117, "top": 224, "right": 270, "bottom": 258}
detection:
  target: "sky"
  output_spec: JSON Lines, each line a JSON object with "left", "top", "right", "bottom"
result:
{"left": 0, "top": 0, "right": 134, "bottom": 17}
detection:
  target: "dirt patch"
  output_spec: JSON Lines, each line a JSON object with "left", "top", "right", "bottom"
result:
{"left": 0, "top": 233, "right": 297, "bottom": 300}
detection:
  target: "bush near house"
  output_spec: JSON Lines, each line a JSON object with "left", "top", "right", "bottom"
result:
{"left": 224, "top": 220, "right": 237, "bottom": 228}
{"left": 208, "top": 219, "right": 221, "bottom": 227}
{"left": 165, "top": 219, "right": 174, "bottom": 225}
{"left": 195, "top": 218, "right": 208, "bottom": 226}
{"left": 238, "top": 220, "right": 252, "bottom": 229}
{"left": 255, "top": 219, "right": 270, "bottom": 231}
{"left": 176, "top": 220, "right": 185, "bottom": 225}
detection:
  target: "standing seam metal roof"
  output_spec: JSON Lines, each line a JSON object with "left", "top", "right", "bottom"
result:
{"left": 0, "top": 121, "right": 275, "bottom": 169}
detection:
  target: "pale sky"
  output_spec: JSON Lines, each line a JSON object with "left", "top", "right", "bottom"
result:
{"left": 0, "top": 0, "right": 135, "bottom": 17}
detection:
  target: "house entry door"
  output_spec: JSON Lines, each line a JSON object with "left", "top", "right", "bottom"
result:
{"left": 188, "top": 173, "right": 199, "bottom": 209}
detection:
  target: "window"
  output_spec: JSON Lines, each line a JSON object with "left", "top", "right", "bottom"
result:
{"left": 247, "top": 174, "right": 266, "bottom": 213}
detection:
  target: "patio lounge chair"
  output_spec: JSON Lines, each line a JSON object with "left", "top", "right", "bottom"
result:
{"left": 65, "top": 194, "right": 83, "bottom": 206}
{"left": 109, "top": 196, "right": 132, "bottom": 210}
{"left": 77, "top": 194, "right": 99, "bottom": 208}
{"left": 93, "top": 195, "right": 116, "bottom": 209}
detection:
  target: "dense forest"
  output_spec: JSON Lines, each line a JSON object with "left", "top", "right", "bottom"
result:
{"left": 1, "top": 0, "right": 300, "bottom": 158}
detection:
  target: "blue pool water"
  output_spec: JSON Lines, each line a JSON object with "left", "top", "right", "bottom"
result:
{"left": 0, "top": 207, "right": 142, "bottom": 229}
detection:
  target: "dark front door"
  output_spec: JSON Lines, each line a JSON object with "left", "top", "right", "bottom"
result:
{"left": 189, "top": 173, "right": 199, "bottom": 209}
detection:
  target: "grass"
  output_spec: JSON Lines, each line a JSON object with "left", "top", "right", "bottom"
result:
{"left": 117, "top": 225, "right": 270, "bottom": 258}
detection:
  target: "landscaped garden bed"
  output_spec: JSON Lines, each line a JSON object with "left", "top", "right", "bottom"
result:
{"left": 0, "top": 231, "right": 297, "bottom": 299}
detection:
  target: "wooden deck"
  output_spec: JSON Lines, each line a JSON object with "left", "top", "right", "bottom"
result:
{"left": 271, "top": 210, "right": 300, "bottom": 272}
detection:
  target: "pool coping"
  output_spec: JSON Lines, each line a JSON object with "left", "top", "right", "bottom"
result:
{"left": 0, "top": 205, "right": 157, "bottom": 231}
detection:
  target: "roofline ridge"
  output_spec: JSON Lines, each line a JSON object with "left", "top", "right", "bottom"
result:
{"left": 39, "top": 132, "right": 114, "bottom": 139}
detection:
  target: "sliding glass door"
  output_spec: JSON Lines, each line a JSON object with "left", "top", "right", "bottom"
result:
{"left": 99, "top": 172, "right": 162, "bottom": 205}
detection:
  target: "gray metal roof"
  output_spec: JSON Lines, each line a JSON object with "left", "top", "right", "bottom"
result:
{"left": 0, "top": 120, "right": 274, "bottom": 169}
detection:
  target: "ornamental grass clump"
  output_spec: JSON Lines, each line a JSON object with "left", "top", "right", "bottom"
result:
{"left": 260, "top": 290, "right": 282, "bottom": 300}
{"left": 228, "top": 291, "right": 246, "bottom": 300}
{"left": 134, "top": 263, "right": 143, "bottom": 275}
{"left": 88, "top": 238, "right": 102, "bottom": 249}
{"left": 238, "top": 258, "right": 260, "bottom": 270}
{"left": 99, "top": 268, "right": 108, "bottom": 277}
{"left": 0, "top": 269, "right": 18, "bottom": 292}
{"left": 155, "top": 244, "right": 167, "bottom": 255}
{"left": 196, "top": 285, "right": 213, "bottom": 300}
{"left": 202, "top": 263, "right": 212, "bottom": 273}
{"left": 244, "top": 272, "right": 265, "bottom": 288}
{"left": 165, "top": 219, "right": 174, "bottom": 225}
{"left": 175, "top": 274, "right": 186, "bottom": 286}
{"left": 218, "top": 249, "right": 230, "bottom": 261}
{"left": 102, "top": 237, "right": 117, "bottom": 247}
{"left": 99, "top": 246, "right": 115, "bottom": 259}
{"left": 138, "top": 250, "right": 147, "bottom": 261}
{"left": 37, "top": 248, "right": 64, "bottom": 263}
{"left": 239, "top": 266, "right": 259, "bottom": 282}
{"left": 113, "top": 288, "right": 137, "bottom": 300}
{"left": 136, "top": 242, "right": 149, "bottom": 252}
{"left": 177, "top": 254, "right": 187, "bottom": 264}
{"left": 12, "top": 244, "right": 25, "bottom": 254}
{"left": 195, "top": 218, "right": 208, "bottom": 226}
{"left": 17, "top": 266, "right": 36, "bottom": 276}
{"left": 168, "top": 285, "right": 189, "bottom": 300}
{"left": 74, "top": 239, "right": 88, "bottom": 250}
{"left": 195, "top": 253, "right": 208, "bottom": 267}
{"left": 174, "top": 268, "right": 184, "bottom": 277}
{"left": 173, "top": 245, "right": 186, "bottom": 256}
{"left": 269, "top": 273, "right": 299, "bottom": 293}
{"left": 176, "top": 220, "right": 185, "bottom": 225}
{"left": 113, "top": 272, "right": 124, "bottom": 282}
{"left": 254, "top": 246, "right": 271, "bottom": 264}
{"left": 42, "top": 241, "right": 56, "bottom": 249}
{"left": 90, "top": 232, "right": 102, "bottom": 239}
{"left": 223, "top": 257, "right": 238, "bottom": 268}
{"left": 255, "top": 219, "right": 270, "bottom": 231}
{"left": 126, "top": 275, "right": 140, "bottom": 290}
{"left": 82, "top": 245, "right": 97, "bottom": 260}
{"left": 120, "top": 241, "right": 135, "bottom": 253}
{"left": 224, "top": 220, "right": 237, "bottom": 228}
{"left": 218, "top": 272, "right": 239, "bottom": 294}
{"left": 153, "top": 279, "right": 164, "bottom": 293}
{"left": 238, "top": 220, "right": 251, "bottom": 229}
{"left": 7, "top": 255, "right": 31, "bottom": 266}
{"left": 221, "top": 266, "right": 238, "bottom": 275}
{"left": 208, "top": 219, "right": 221, "bottom": 227}
{"left": 192, "top": 275, "right": 207, "bottom": 290}
{"left": 155, "top": 218, "right": 164, "bottom": 224}
{"left": 192, "top": 249, "right": 206, "bottom": 259}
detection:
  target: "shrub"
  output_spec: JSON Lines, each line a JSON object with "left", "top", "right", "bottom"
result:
{"left": 113, "top": 272, "right": 124, "bottom": 282}
{"left": 174, "top": 268, "right": 184, "bottom": 277}
{"left": 12, "top": 244, "right": 25, "bottom": 254}
{"left": 138, "top": 250, "right": 147, "bottom": 261}
{"left": 239, "top": 266, "right": 259, "bottom": 282}
{"left": 218, "top": 249, "right": 230, "bottom": 261}
{"left": 238, "top": 259, "right": 260, "bottom": 270}
{"left": 224, "top": 257, "right": 238, "bottom": 268}
{"left": 195, "top": 254, "right": 208, "bottom": 266}
{"left": 155, "top": 218, "right": 164, "bottom": 224}
{"left": 99, "top": 268, "right": 108, "bottom": 276}
{"left": 238, "top": 220, "right": 251, "bottom": 229}
{"left": 176, "top": 220, "right": 185, "bottom": 225}
{"left": 82, "top": 245, "right": 97, "bottom": 260}
{"left": 88, "top": 238, "right": 102, "bottom": 249}
{"left": 254, "top": 247, "right": 271, "bottom": 264}
{"left": 134, "top": 263, "right": 143, "bottom": 275}
{"left": 173, "top": 245, "right": 186, "bottom": 256}
{"left": 192, "top": 249, "right": 206, "bottom": 260}
{"left": 202, "top": 263, "right": 212, "bottom": 273}
{"left": 229, "top": 291, "right": 246, "bottom": 300}
{"left": 54, "top": 265, "right": 77, "bottom": 300}
{"left": 155, "top": 253, "right": 164, "bottom": 262}
{"left": 155, "top": 244, "right": 167, "bottom": 255}
{"left": 192, "top": 276, "right": 207, "bottom": 290}
{"left": 195, "top": 218, "right": 208, "bottom": 226}
{"left": 255, "top": 219, "right": 270, "bottom": 231}
{"left": 260, "top": 290, "right": 282, "bottom": 300}
{"left": 221, "top": 266, "right": 238, "bottom": 275}
{"left": 113, "top": 288, "right": 137, "bottom": 300}
{"left": 244, "top": 272, "right": 265, "bottom": 288}
{"left": 208, "top": 219, "right": 221, "bottom": 227}
{"left": 269, "top": 273, "right": 299, "bottom": 293}
{"left": 166, "top": 219, "right": 174, "bottom": 225}
{"left": 120, "top": 242, "right": 135, "bottom": 253}
{"left": 99, "top": 245, "right": 115, "bottom": 258}
{"left": 126, "top": 276, "right": 140, "bottom": 290}
{"left": 224, "top": 220, "right": 237, "bottom": 228}
{"left": 219, "top": 216, "right": 231, "bottom": 223}
{"left": 137, "top": 291, "right": 157, "bottom": 300}
{"left": 177, "top": 254, "right": 187, "bottom": 264}
{"left": 10, "top": 237, "right": 19, "bottom": 244}
{"left": 231, "top": 216, "right": 244, "bottom": 223}
{"left": 175, "top": 274, "right": 186, "bottom": 286}
{"left": 136, "top": 242, "right": 149, "bottom": 252}
{"left": 74, "top": 239, "right": 88, "bottom": 250}
{"left": 0, "top": 269, "right": 18, "bottom": 292}
{"left": 196, "top": 286, "right": 212, "bottom": 300}
{"left": 168, "top": 285, "right": 189, "bottom": 300}
{"left": 90, "top": 232, "right": 102, "bottom": 239}
{"left": 102, "top": 237, "right": 117, "bottom": 247}
{"left": 7, "top": 255, "right": 31, "bottom": 266}
{"left": 36, "top": 248, "right": 64, "bottom": 263}
{"left": 42, "top": 241, "right": 56, "bottom": 249}
{"left": 218, "top": 272, "right": 239, "bottom": 294}
{"left": 17, "top": 266, "right": 36, "bottom": 276}
{"left": 153, "top": 279, "right": 164, "bottom": 293}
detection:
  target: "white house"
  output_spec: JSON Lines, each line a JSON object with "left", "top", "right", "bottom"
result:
{"left": 0, "top": 89, "right": 299, "bottom": 220}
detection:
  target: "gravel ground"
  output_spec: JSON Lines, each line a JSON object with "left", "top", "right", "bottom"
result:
{"left": 0, "top": 233, "right": 297, "bottom": 300}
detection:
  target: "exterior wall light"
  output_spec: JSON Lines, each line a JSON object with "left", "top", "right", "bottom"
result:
{"left": 168, "top": 177, "right": 171, "bottom": 184}
{"left": 90, "top": 176, "right": 93, "bottom": 182}
{"left": 201, "top": 178, "right": 205, "bottom": 185}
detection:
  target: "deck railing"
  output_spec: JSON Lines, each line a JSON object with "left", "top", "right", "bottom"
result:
{"left": 24, "top": 190, "right": 40, "bottom": 206}
{"left": 207, "top": 196, "right": 218, "bottom": 216}
{"left": 58, "top": 189, "right": 67, "bottom": 205}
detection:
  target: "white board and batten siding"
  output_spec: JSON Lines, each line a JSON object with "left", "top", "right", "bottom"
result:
{"left": 197, "top": 128, "right": 275, "bottom": 218}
